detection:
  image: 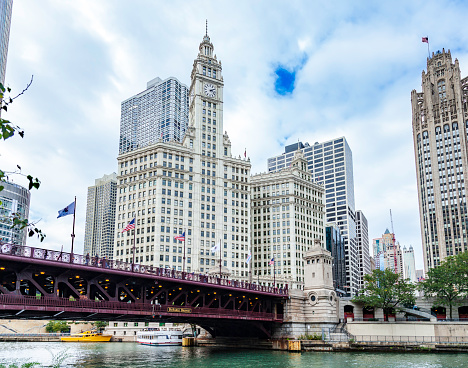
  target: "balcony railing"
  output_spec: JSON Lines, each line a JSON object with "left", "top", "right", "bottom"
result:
{"left": 0, "top": 243, "right": 288, "bottom": 296}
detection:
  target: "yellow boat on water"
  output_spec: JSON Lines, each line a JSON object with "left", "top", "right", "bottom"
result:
{"left": 60, "top": 330, "right": 112, "bottom": 342}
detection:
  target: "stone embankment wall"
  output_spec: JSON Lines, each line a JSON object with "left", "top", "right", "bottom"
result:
{"left": 346, "top": 321, "right": 468, "bottom": 340}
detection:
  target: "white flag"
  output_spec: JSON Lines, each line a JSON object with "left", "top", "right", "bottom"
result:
{"left": 210, "top": 240, "right": 221, "bottom": 253}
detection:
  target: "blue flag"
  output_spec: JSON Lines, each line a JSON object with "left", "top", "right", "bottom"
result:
{"left": 57, "top": 201, "right": 75, "bottom": 218}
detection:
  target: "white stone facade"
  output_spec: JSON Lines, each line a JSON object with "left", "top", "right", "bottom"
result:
{"left": 113, "top": 32, "right": 251, "bottom": 277}
{"left": 251, "top": 151, "right": 325, "bottom": 289}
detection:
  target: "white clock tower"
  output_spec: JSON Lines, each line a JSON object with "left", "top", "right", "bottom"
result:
{"left": 185, "top": 26, "right": 227, "bottom": 158}
{"left": 178, "top": 26, "right": 251, "bottom": 278}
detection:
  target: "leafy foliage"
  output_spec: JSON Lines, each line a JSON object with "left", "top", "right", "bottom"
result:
{"left": 93, "top": 321, "right": 108, "bottom": 332}
{"left": 420, "top": 252, "right": 468, "bottom": 319}
{"left": 45, "top": 320, "right": 70, "bottom": 333}
{"left": 352, "top": 269, "right": 416, "bottom": 320}
{"left": 0, "top": 78, "right": 45, "bottom": 242}
{"left": 298, "top": 333, "right": 322, "bottom": 340}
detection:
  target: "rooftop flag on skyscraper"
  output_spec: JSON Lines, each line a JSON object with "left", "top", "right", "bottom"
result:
{"left": 422, "top": 37, "right": 429, "bottom": 43}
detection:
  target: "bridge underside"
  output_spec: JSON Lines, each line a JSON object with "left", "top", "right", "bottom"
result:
{"left": 0, "top": 253, "right": 285, "bottom": 338}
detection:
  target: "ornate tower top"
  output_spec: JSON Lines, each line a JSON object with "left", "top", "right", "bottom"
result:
{"left": 199, "top": 20, "right": 214, "bottom": 57}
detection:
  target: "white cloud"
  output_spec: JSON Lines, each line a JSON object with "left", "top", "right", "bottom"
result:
{"left": 3, "top": 0, "right": 468, "bottom": 271}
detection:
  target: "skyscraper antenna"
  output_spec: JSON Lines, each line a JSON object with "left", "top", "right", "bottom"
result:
{"left": 206, "top": 19, "right": 208, "bottom": 36}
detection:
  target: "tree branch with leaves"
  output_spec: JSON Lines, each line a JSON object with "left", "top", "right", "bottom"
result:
{"left": 420, "top": 252, "right": 468, "bottom": 319}
{"left": 352, "top": 269, "right": 416, "bottom": 321}
{"left": 0, "top": 77, "right": 45, "bottom": 242}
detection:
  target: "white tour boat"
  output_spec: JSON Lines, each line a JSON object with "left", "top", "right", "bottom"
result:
{"left": 136, "top": 328, "right": 183, "bottom": 346}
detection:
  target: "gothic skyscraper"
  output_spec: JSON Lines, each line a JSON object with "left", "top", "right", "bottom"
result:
{"left": 411, "top": 49, "right": 468, "bottom": 272}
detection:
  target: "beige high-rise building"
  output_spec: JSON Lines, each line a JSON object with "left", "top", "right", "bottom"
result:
{"left": 251, "top": 151, "right": 325, "bottom": 289}
{"left": 113, "top": 31, "right": 251, "bottom": 277}
{"left": 372, "top": 229, "right": 403, "bottom": 276}
{"left": 411, "top": 49, "right": 468, "bottom": 272}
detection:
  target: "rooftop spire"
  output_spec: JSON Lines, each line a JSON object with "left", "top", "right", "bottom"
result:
{"left": 202, "top": 19, "right": 211, "bottom": 43}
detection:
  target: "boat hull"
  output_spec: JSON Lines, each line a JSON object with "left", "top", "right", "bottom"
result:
{"left": 61, "top": 335, "right": 112, "bottom": 342}
{"left": 139, "top": 342, "right": 181, "bottom": 346}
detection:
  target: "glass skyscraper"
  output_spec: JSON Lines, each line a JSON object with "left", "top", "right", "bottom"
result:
{"left": 0, "top": 181, "right": 30, "bottom": 245}
{"left": 0, "top": 0, "right": 12, "bottom": 86}
{"left": 119, "top": 77, "right": 189, "bottom": 154}
{"left": 267, "top": 138, "right": 360, "bottom": 295}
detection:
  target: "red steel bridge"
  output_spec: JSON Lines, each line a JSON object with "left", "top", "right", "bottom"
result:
{"left": 0, "top": 243, "right": 287, "bottom": 337}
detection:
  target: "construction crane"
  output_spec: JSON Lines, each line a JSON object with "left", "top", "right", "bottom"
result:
{"left": 390, "top": 209, "right": 398, "bottom": 274}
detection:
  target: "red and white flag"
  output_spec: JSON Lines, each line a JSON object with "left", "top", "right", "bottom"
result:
{"left": 122, "top": 218, "right": 135, "bottom": 233}
{"left": 174, "top": 232, "right": 185, "bottom": 241}
{"left": 422, "top": 37, "right": 429, "bottom": 43}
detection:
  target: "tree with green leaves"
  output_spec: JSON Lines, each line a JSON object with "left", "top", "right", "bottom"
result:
{"left": 0, "top": 78, "right": 44, "bottom": 242}
{"left": 93, "top": 321, "right": 108, "bottom": 332}
{"left": 420, "top": 252, "right": 468, "bottom": 320}
{"left": 352, "top": 268, "right": 416, "bottom": 321}
{"left": 45, "top": 321, "right": 70, "bottom": 333}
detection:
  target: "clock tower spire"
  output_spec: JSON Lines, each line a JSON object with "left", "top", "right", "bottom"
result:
{"left": 185, "top": 24, "right": 226, "bottom": 157}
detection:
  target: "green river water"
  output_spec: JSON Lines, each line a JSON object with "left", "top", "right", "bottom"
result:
{"left": 0, "top": 342, "right": 466, "bottom": 368}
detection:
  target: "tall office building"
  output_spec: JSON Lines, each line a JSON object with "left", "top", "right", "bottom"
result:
{"left": 84, "top": 173, "right": 117, "bottom": 259}
{"left": 119, "top": 77, "right": 189, "bottom": 154}
{"left": 325, "top": 223, "right": 346, "bottom": 293}
{"left": 356, "top": 210, "right": 371, "bottom": 289}
{"left": 0, "top": 0, "right": 12, "bottom": 86}
{"left": 0, "top": 180, "right": 30, "bottom": 245}
{"left": 114, "top": 31, "right": 251, "bottom": 277}
{"left": 372, "top": 229, "right": 403, "bottom": 276}
{"left": 402, "top": 245, "right": 417, "bottom": 283}
{"left": 251, "top": 151, "right": 325, "bottom": 289}
{"left": 267, "top": 138, "right": 360, "bottom": 295}
{"left": 411, "top": 49, "right": 468, "bottom": 272}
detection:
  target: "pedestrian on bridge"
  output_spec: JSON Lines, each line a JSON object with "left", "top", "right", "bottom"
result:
{"left": 85, "top": 253, "right": 90, "bottom": 265}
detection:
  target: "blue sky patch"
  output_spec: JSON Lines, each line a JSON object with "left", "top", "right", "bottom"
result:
{"left": 274, "top": 55, "right": 308, "bottom": 96}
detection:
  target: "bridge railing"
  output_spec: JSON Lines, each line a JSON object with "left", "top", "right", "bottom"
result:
{"left": 0, "top": 243, "right": 288, "bottom": 296}
{"left": 0, "top": 294, "right": 282, "bottom": 321}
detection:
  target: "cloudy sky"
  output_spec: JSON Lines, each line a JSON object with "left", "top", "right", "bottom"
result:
{"left": 3, "top": 0, "right": 468, "bottom": 269}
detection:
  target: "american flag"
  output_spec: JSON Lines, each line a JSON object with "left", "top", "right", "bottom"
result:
{"left": 269, "top": 257, "right": 274, "bottom": 266}
{"left": 174, "top": 232, "right": 185, "bottom": 241}
{"left": 422, "top": 37, "right": 429, "bottom": 43}
{"left": 122, "top": 218, "right": 135, "bottom": 233}
{"left": 246, "top": 252, "right": 252, "bottom": 265}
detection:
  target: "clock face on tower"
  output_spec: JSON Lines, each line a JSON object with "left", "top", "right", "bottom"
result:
{"left": 204, "top": 83, "right": 216, "bottom": 98}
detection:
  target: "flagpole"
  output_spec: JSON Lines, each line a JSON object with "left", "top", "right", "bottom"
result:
{"left": 273, "top": 257, "right": 276, "bottom": 288}
{"left": 248, "top": 249, "right": 252, "bottom": 283}
{"left": 70, "top": 196, "right": 76, "bottom": 263}
{"left": 183, "top": 228, "right": 186, "bottom": 273}
{"left": 132, "top": 214, "right": 136, "bottom": 272}
{"left": 219, "top": 240, "right": 222, "bottom": 277}
{"left": 427, "top": 39, "right": 430, "bottom": 59}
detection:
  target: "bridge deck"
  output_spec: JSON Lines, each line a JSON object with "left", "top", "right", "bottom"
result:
{"left": 0, "top": 243, "right": 287, "bottom": 297}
